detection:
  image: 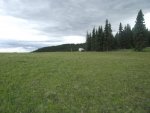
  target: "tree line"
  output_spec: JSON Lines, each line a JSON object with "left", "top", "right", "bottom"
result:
{"left": 34, "top": 43, "right": 85, "bottom": 52}
{"left": 86, "top": 10, "right": 150, "bottom": 51}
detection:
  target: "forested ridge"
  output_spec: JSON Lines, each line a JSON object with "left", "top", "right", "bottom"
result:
{"left": 34, "top": 43, "right": 85, "bottom": 52}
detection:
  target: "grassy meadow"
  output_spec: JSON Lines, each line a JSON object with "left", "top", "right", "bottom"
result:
{"left": 0, "top": 51, "right": 150, "bottom": 113}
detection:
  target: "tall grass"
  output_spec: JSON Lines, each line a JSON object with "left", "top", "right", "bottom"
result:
{"left": 0, "top": 52, "right": 150, "bottom": 113}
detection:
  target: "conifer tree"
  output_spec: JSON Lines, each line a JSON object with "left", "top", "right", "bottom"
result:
{"left": 123, "top": 24, "right": 133, "bottom": 48}
{"left": 95, "top": 29, "right": 99, "bottom": 51}
{"left": 104, "top": 20, "right": 113, "bottom": 51}
{"left": 86, "top": 32, "right": 91, "bottom": 51}
{"left": 148, "top": 30, "right": 150, "bottom": 46}
{"left": 95, "top": 26, "right": 103, "bottom": 51}
{"left": 108, "top": 23, "right": 114, "bottom": 50}
{"left": 145, "top": 29, "right": 150, "bottom": 46}
{"left": 91, "top": 27, "right": 96, "bottom": 51}
{"left": 115, "top": 32, "right": 120, "bottom": 49}
{"left": 99, "top": 26, "right": 104, "bottom": 51}
{"left": 133, "top": 9, "right": 146, "bottom": 51}
{"left": 104, "top": 19, "right": 109, "bottom": 51}
{"left": 118, "top": 23, "right": 124, "bottom": 48}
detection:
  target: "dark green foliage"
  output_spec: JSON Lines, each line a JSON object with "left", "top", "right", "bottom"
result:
{"left": 123, "top": 24, "right": 133, "bottom": 49}
{"left": 86, "top": 20, "right": 114, "bottom": 52}
{"left": 91, "top": 27, "right": 96, "bottom": 51}
{"left": 95, "top": 29, "right": 99, "bottom": 51}
{"left": 103, "top": 20, "right": 109, "bottom": 51}
{"left": 108, "top": 23, "right": 114, "bottom": 50}
{"left": 148, "top": 30, "right": 150, "bottom": 46}
{"left": 94, "top": 26, "right": 104, "bottom": 51}
{"left": 104, "top": 20, "right": 114, "bottom": 51}
{"left": 118, "top": 23, "right": 124, "bottom": 49}
{"left": 97, "top": 26, "right": 104, "bottom": 51}
{"left": 34, "top": 43, "right": 85, "bottom": 52}
{"left": 133, "top": 10, "right": 146, "bottom": 51}
{"left": 86, "top": 9, "right": 149, "bottom": 52}
{"left": 113, "top": 36, "right": 118, "bottom": 49}
{"left": 86, "top": 32, "right": 91, "bottom": 51}
{"left": 145, "top": 29, "right": 150, "bottom": 46}
{"left": 127, "top": 24, "right": 134, "bottom": 48}
{"left": 117, "top": 23, "right": 133, "bottom": 49}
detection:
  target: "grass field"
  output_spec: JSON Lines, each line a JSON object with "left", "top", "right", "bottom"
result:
{"left": 0, "top": 51, "right": 150, "bottom": 113}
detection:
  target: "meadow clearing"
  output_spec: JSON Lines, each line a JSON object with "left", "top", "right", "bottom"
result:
{"left": 0, "top": 51, "right": 150, "bottom": 113}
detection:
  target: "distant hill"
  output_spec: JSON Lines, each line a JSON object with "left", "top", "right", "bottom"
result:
{"left": 33, "top": 43, "right": 86, "bottom": 52}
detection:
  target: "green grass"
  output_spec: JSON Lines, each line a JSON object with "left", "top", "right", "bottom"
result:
{"left": 143, "top": 47, "right": 150, "bottom": 52}
{"left": 0, "top": 52, "right": 150, "bottom": 113}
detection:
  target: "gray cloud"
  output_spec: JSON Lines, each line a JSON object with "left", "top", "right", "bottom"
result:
{"left": 0, "top": 39, "right": 64, "bottom": 52}
{"left": 0, "top": 0, "right": 150, "bottom": 52}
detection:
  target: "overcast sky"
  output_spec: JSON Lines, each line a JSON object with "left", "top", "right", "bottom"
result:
{"left": 0, "top": 0, "right": 150, "bottom": 52}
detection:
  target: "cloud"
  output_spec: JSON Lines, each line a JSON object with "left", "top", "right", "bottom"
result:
{"left": 0, "top": 47, "right": 29, "bottom": 53}
{"left": 0, "top": 0, "right": 150, "bottom": 52}
{"left": 63, "top": 36, "right": 86, "bottom": 44}
{"left": 145, "top": 13, "right": 150, "bottom": 30}
{"left": 0, "top": 15, "right": 50, "bottom": 41}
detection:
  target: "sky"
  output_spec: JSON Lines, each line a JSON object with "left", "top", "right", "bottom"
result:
{"left": 0, "top": 0, "right": 150, "bottom": 52}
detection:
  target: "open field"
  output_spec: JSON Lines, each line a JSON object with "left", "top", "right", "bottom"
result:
{"left": 0, "top": 51, "right": 150, "bottom": 113}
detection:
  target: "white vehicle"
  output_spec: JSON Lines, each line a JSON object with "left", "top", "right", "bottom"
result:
{"left": 78, "top": 48, "right": 85, "bottom": 52}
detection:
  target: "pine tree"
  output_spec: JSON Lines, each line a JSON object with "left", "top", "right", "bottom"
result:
{"left": 133, "top": 9, "right": 146, "bottom": 51}
{"left": 148, "top": 30, "right": 150, "bottom": 46}
{"left": 95, "top": 29, "right": 99, "bottom": 51}
{"left": 104, "top": 20, "right": 113, "bottom": 51}
{"left": 95, "top": 26, "right": 103, "bottom": 51}
{"left": 86, "top": 32, "right": 91, "bottom": 51}
{"left": 91, "top": 27, "right": 96, "bottom": 51}
{"left": 118, "top": 22, "right": 124, "bottom": 49}
{"left": 115, "top": 32, "right": 120, "bottom": 49}
{"left": 104, "top": 19, "right": 109, "bottom": 51}
{"left": 108, "top": 23, "right": 114, "bottom": 50}
{"left": 99, "top": 26, "right": 104, "bottom": 51}
{"left": 123, "top": 24, "right": 133, "bottom": 49}
{"left": 145, "top": 29, "right": 150, "bottom": 47}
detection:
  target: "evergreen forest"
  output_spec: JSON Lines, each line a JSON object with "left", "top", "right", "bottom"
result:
{"left": 86, "top": 10, "right": 150, "bottom": 51}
